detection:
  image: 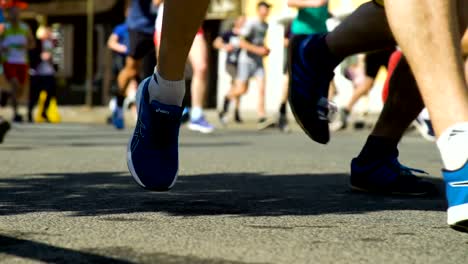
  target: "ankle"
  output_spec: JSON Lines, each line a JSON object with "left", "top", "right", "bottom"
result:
{"left": 150, "top": 71, "right": 185, "bottom": 106}
{"left": 356, "top": 135, "right": 399, "bottom": 164}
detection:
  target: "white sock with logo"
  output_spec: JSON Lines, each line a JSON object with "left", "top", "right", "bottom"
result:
{"left": 148, "top": 70, "right": 185, "bottom": 107}
{"left": 437, "top": 122, "right": 468, "bottom": 171}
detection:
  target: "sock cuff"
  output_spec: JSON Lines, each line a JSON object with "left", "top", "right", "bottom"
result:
{"left": 149, "top": 70, "right": 186, "bottom": 106}
{"left": 437, "top": 122, "right": 468, "bottom": 149}
{"left": 190, "top": 107, "right": 204, "bottom": 121}
{"left": 437, "top": 122, "right": 468, "bottom": 171}
{"left": 154, "top": 70, "right": 185, "bottom": 90}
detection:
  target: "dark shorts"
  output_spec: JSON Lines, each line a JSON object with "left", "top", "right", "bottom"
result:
{"left": 226, "top": 63, "right": 238, "bottom": 79}
{"left": 373, "top": 0, "right": 384, "bottom": 7}
{"left": 128, "top": 30, "right": 155, "bottom": 60}
{"left": 112, "top": 54, "right": 126, "bottom": 75}
{"left": 365, "top": 48, "right": 395, "bottom": 78}
{"left": 30, "top": 75, "right": 56, "bottom": 96}
{"left": 3, "top": 63, "right": 28, "bottom": 85}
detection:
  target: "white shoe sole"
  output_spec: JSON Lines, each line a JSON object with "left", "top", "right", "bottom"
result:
{"left": 188, "top": 123, "right": 214, "bottom": 134}
{"left": 447, "top": 203, "right": 468, "bottom": 226}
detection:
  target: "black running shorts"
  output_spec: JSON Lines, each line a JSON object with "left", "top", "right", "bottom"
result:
{"left": 365, "top": 48, "right": 395, "bottom": 78}
{"left": 128, "top": 30, "right": 155, "bottom": 60}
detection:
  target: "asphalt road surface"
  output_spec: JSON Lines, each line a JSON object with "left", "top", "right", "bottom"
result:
{"left": 0, "top": 123, "right": 467, "bottom": 264}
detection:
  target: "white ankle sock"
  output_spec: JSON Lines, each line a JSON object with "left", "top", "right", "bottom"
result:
{"left": 437, "top": 122, "right": 468, "bottom": 171}
{"left": 148, "top": 70, "right": 185, "bottom": 106}
{"left": 190, "top": 107, "right": 203, "bottom": 121}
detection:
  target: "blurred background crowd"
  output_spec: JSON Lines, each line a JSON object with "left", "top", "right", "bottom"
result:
{"left": 0, "top": 0, "right": 466, "bottom": 138}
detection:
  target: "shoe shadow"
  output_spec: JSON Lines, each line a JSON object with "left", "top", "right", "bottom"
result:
{"left": 0, "top": 171, "right": 446, "bottom": 217}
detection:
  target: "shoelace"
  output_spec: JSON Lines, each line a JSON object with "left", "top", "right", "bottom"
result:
{"left": 317, "top": 97, "right": 338, "bottom": 122}
{"left": 396, "top": 161, "right": 429, "bottom": 177}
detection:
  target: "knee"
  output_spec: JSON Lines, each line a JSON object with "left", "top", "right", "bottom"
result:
{"left": 239, "top": 85, "right": 248, "bottom": 95}
{"left": 193, "top": 61, "right": 208, "bottom": 77}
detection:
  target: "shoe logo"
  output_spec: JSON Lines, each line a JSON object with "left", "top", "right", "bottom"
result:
{"left": 155, "top": 108, "right": 170, "bottom": 115}
{"left": 449, "top": 129, "right": 467, "bottom": 139}
{"left": 131, "top": 119, "right": 146, "bottom": 151}
{"left": 449, "top": 181, "right": 468, "bottom": 187}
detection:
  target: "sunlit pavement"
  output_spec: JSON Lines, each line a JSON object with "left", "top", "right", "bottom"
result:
{"left": 0, "top": 123, "right": 467, "bottom": 264}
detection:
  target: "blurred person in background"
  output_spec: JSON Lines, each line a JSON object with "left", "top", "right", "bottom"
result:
{"left": 214, "top": 15, "right": 245, "bottom": 125}
{"left": 0, "top": 6, "right": 9, "bottom": 143}
{"left": 330, "top": 48, "right": 396, "bottom": 131}
{"left": 27, "top": 26, "right": 56, "bottom": 123}
{"left": 107, "top": 7, "right": 138, "bottom": 123}
{"left": 114, "top": 0, "right": 160, "bottom": 130}
{"left": 2, "top": 6, "right": 35, "bottom": 123}
{"left": 155, "top": 1, "right": 214, "bottom": 134}
{"left": 277, "top": 21, "right": 292, "bottom": 132}
{"left": 219, "top": 1, "right": 271, "bottom": 128}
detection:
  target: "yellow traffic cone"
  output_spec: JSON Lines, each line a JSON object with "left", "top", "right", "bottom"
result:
{"left": 35, "top": 91, "right": 61, "bottom": 123}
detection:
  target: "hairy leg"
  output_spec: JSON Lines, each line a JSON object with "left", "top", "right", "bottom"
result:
{"left": 386, "top": 0, "right": 468, "bottom": 136}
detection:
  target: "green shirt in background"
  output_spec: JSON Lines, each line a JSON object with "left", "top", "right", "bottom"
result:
{"left": 291, "top": 6, "right": 329, "bottom": 35}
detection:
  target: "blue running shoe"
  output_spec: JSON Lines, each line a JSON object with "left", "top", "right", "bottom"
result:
{"left": 350, "top": 156, "right": 438, "bottom": 196}
{"left": 127, "top": 76, "right": 183, "bottom": 191}
{"left": 444, "top": 160, "right": 468, "bottom": 233}
{"left": 188, "top": 116, "right": 215, "bottom": 134}
{"left": 181, "top": 107, "right": 190, "bottom": 124}
{"left": 112, "top": 107, "right": 124, "bottom": 130}
{"left": 288, "top": 34, "right": 340, "bottom": 144}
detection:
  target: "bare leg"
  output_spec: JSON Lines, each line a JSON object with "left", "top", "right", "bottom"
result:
{"left": 158, "top": 0, "right": 210, "bottom": 81}
{"left": 346, "top": 77, "right": 374, "bottom": 111}
{"left": 126, "top": 79, "right": 138, "bottom": 118}
{"left": 228, "top": 80, "right": 249, "bottom": 99}
{"left": 188, "top": 34, "right": 209, "bottom": 111}
{"left": 234, "top": 97, "right": 240, "bottom": 111}
{"left": 465, "top": 57, "right": 468, "bottom": 81}
{"left": 281, "top": 73, "right": 289, "bottom": 104}
{"left": 386, "top": 0, "right": 468, "bottom": 136}
{"left": 328, "top": 81, "right": 336, "bottom": 101}
{"left": 256, "top": 76, "right": 266, "bottom": 118}
{"left": 10, "top": 79, "right": 20, "bottom": 119}
{"left": 117, "top": 57, "right": 140, "bottom": 95}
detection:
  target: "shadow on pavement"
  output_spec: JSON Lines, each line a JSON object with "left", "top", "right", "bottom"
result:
{"left": 0, "top": 235, "right": 132, "bottom": 263}
{"left": 0, "top": 171, "right": 446, "bottom": 217}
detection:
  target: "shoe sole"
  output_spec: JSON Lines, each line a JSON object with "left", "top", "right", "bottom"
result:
{"left": 257, "top": 120, "right": 276, "bottom": 131}
{"left": 350, "top": 184, "right": 432, "bottom": 197}
{"left": 188, "top": 123, "right": 214, "bottom": 134}
{"left": 218, "top": 113, "right": 228, "bottom": 127}
{"left": 447, "top": 203, "right": 468, "bottom": 233}
{"left": 288, "top": 35, "right": 330, "bottom": 144}
{"left": 126, "top": 78, "right": 179, "bottom": 191}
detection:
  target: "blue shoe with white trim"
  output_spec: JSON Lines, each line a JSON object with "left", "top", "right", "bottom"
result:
{"left": 444, "top": 160, "right": 468, "bottom": 233}
{"left": 127, "top": 76, "right": 183, "bottom": 191}
{"left": 112, "top": 107, "right": 125, "bottom": 130}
